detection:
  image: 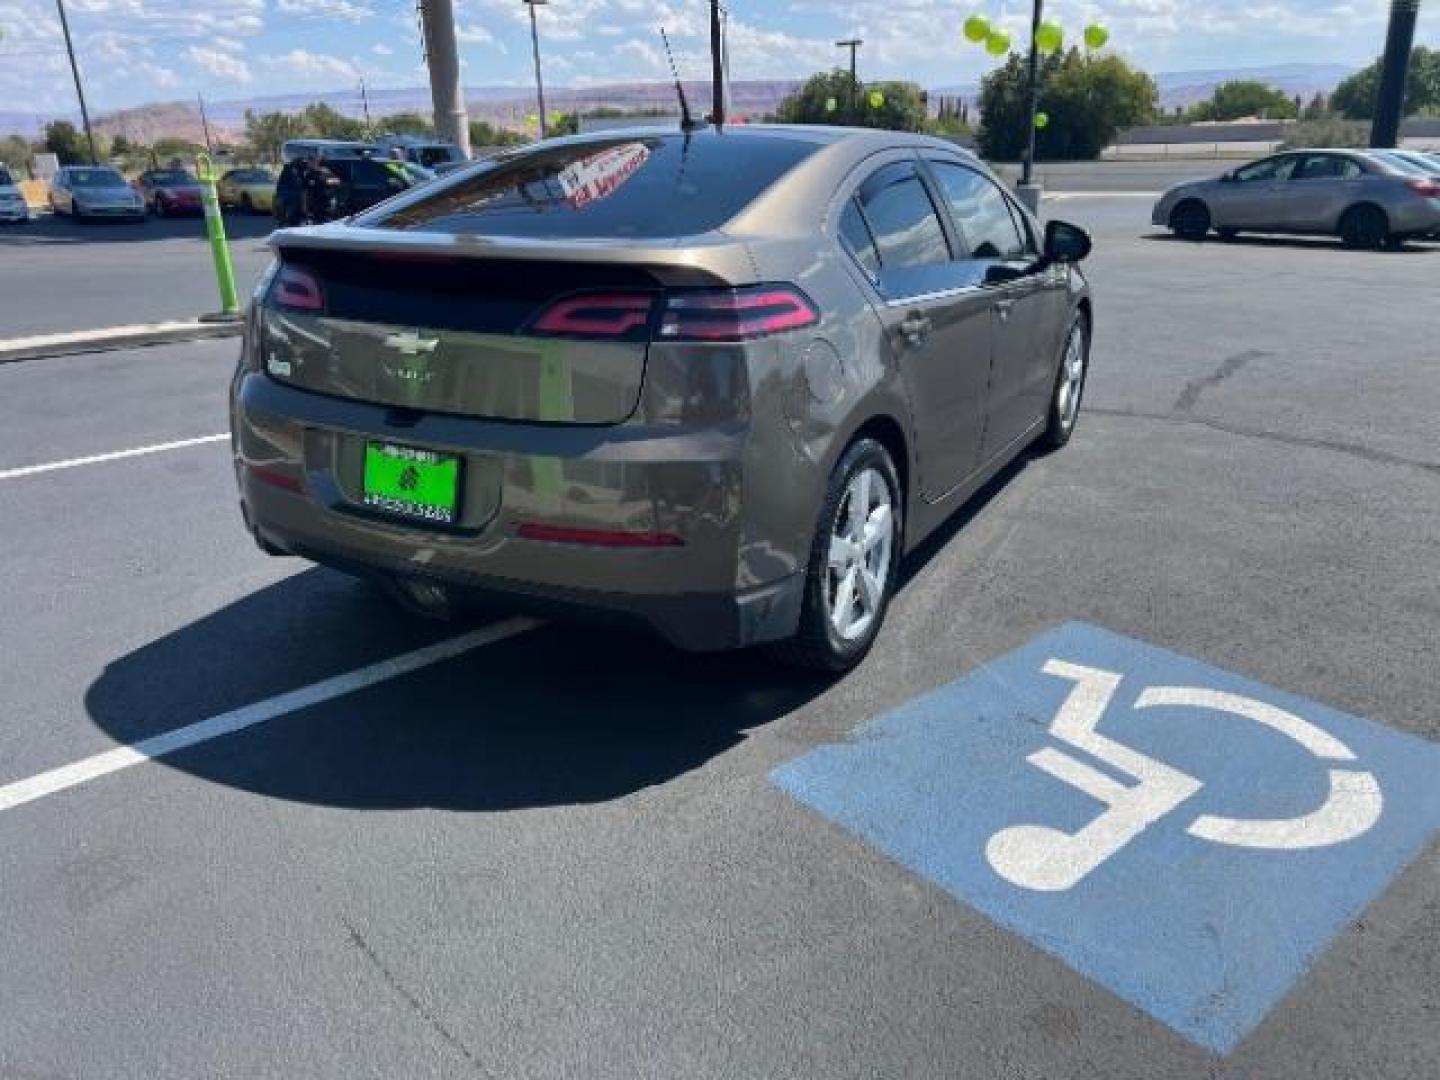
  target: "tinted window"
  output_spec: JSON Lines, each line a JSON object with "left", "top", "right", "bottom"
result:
{"left": 148, "top": 170, "right": 193, "bottom": 185}
{"left": 857, "top": 163, "right": 950, "bottom": 270}
{"left": 364, "top": 133, "right": 820, "bottom": 239}
{"left": 1293, "top": 155, "right": 1361, "bottom": 181}
{"left": 929, "top": 161, "right": 1025, "bottom": 260}
{"left": 0, "top": 166, "right": 13, "bottom": 186}
{"left": 838, "top": 198, "right": 880, "bottom": 278}
{"left": 1234, "top": 156, "right": 1297, "bottom": 183}
{"left": 229, "top": 169, "right": 272, "bottom": 183}
{"left": 67, "top": 168, "right": 127, "bottom": 188}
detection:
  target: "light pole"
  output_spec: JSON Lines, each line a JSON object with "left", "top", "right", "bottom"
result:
{"left": 419, "top": 0, "right": 472, "bottom": 157}
{"left": 1021, "top": 0, "right": 1043, "bottom": 188}
{"left": 54, "top": 0, "right": 98, "bottom": 164}
{"left": 523, "top": 0, "right": 549, "bottom": 139}
{"left": 835, "top": 38, "right": 863, "bottom": 122}
{"left": 1370, "top": 0, "right": 1421, "bottom": 148}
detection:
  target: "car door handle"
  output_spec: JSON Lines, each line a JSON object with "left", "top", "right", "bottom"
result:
{"left": 899, "top": 313, "right": 932, "bottom": 345}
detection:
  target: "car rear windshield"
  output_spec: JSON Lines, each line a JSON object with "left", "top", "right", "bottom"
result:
{"left": 230, "top": 169, "right": 272, "bottom": 183}
{"left": 149, "top": 170, "right": 194, "bottom": 185}
{"left": 362, "top": 133, "right": 820, "bottom": 239}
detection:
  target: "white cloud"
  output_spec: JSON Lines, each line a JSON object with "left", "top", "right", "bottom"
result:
{"left": 260, "top": 48, "right": 357, "bottom": 81}
{"left": 185, "top": 43, "right": 253, "bottom": 83}
{"left": 372, "top": 42, "right": 393, "bottom": 56}
{"left": 274, "top": 0, "right": 372, "bottom": 21}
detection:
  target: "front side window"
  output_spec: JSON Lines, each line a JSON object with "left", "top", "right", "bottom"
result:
{"left": 1293, "top": 155, "right": 1361, "bottom": 181}
{"left": 928, "top": 161, "right": 1026, "bottom": 260}
{"left": 1234, "top": 156, "right": 1298, "bottom": 183}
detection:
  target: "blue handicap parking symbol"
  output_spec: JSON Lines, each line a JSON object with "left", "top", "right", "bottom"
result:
{"left": 771, "top": 622, "right": 1440, "bottom": 1053}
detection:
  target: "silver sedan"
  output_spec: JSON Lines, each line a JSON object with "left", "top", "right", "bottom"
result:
{"left": 1151, "top": 149, "right": 1440, "bottom": 248}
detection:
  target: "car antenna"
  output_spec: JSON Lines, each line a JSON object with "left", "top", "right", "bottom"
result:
{"left": 660, "top": 28, "right": 701, "bottom": 132}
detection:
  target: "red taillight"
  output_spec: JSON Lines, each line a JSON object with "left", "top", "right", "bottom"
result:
{"left": 516, "top": 522, "right": 684, "bottom": 548}
{"left": 657, "top": 286, "right": 819, "bottom": 342}
{"left": 270, "top": 264, "right": 324, "bottom": 311}
{"left": 530, "top": 292, "right": 655, "bottom": 338}
{"left": 1407, "top": 179, "right": 1440, "bottom": 197}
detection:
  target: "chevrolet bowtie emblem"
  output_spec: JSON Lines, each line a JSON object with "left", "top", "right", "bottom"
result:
{"left": 383, "top": 331, "right": 440, "bottom": 356}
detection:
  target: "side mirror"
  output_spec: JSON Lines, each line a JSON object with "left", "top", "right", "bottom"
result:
{"left": 1043, "top": 219, "right": 1092, "bottom": 264}
{"left": 1219, "top": 170, "right": 1236, "bottom": 183}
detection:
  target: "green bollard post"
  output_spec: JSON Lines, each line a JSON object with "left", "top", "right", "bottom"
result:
{"left": 195, "top": 153, "right": 240, "bottom": 321}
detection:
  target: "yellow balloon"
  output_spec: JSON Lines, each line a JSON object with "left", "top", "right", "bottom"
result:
{"left": 1034, "top": 111, "right": 1049, "bottom": 129}
{"left": 868, "top": 90, "right": 886, "bottom": 109}
{"left": 1035, "top": 21, "right": 1063, "bottom": 54}
{"left": 985, "top": 29, "right": 1010, "bottom": 56}
{"left": 963, "top": 14, "right": 990, "bottom": 43}
{"left": 825, "top": 96, "right": 838, "bottom": 113}
{"left": 1084, "top": 22, "right": 1110, "bottom": 50}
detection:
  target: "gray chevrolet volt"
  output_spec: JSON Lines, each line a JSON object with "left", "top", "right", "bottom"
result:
{"left": 231, "top": 126, "right": 1093, "bottom": 671}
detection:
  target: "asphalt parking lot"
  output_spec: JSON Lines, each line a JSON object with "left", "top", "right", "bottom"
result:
{"left": 1, "top": 195, "right": 1438, "bottom": 1078}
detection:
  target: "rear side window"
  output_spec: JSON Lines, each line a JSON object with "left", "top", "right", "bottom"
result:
{"left": 838, "top": 198, "right": 881, "bottom": 278}
{"left": 363, "top": 134, "right": 820, "bottom": 239}
{"left": 929, "top": 161, "right": 1025, "bottom": 260}
{"left": 1294, "top": 155, "right": 1361, "bottom": 181}
{"left": 856, "top": 163, "right": 950, "bottom": 270}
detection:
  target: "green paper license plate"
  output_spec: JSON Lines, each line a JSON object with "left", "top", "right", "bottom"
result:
{"left": 362, "top": 442, "right": 461, "bottom": 525}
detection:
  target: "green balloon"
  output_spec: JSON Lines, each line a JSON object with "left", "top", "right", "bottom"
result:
{"left": 963, "top": 14, "right": 990, "bottom": 43}
{"left": 984, "top": 29, "right": 1010, "bottom": 57}
{"left": 868, "top": 90, "right": 886, "bottom": 109}
{"left": 825, "top": 96, "right": 839, "bottom": 113}
{"left": 1035, "top": 21, "right": 1063, "bottom": 54}
{"left": 1034, "top": 111, "right": 1049, "bottom": 129}
{"left": 1084, "top": 22, "right": 1109, "bottom": 50}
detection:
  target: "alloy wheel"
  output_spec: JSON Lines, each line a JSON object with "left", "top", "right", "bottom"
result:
{"left": 1056, "top": 322, "right": 1087, "bottom": 430}
{"left": 825, "top": 467, "right": 895, "bottom": 642}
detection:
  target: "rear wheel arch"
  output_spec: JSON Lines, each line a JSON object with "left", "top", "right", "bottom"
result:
{"left": 846, "top": 413, "right": 910, "bottom": 529}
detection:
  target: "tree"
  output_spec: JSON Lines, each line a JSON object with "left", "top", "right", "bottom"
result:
{"left": 776, "top": 70, "right": 928, "bottom": 131}
{"left": 468, "top": 119, "right": 528, "bottom": 148}
{"left": 243, "top": 110, "right": 308, "bottom": 163}
{"left": 1331, "top": 46, "right": 1440, "bottom": 120}
{"left": 44, "top": 120, "right": 90, "bottom": 165}
{"left": 977, "top": 49, "right": 1157, "bottom": 161}
{"left": 375, "top": 112, "right": 433, "bottom": 137}
{"left": 1188, "top": 81, "right": 1298, "bottom": 121}
{"left": 1301, "top": 92, "right": 1330, "bottom": 121}
{"left": 0, "top": 133, "right": 33, "bottom": 173}
{"left": 299, "top": 102, "right": 367, "bottom": 140}
{"left": 548, "top": 112, "right": 580, "bottom": 137}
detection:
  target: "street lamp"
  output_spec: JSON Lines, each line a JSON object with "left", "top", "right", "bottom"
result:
{"left": 523, "top": 0, "right": 549, "bottom": 139}
{"left": 836, "top": 38, "right": 863, "bottom": 122}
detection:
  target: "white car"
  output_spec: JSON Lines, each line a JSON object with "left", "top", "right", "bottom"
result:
{"left": 0, "top": 164, "right": 29, "bottom": 223}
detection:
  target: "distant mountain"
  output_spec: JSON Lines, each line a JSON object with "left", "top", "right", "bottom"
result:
{"left": 3, "top": 65, "right": 1358, "bottom": 144}
{"left": 933, "top": 62, "right": 1357, "bottom": 111}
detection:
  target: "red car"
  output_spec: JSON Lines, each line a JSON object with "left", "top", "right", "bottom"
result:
{"left": 135, "top": 168, "right": 203, "bottom": 217}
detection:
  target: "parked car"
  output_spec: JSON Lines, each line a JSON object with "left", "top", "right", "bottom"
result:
{"left": 232, "top": 126, "right": 1093, "bottom": 671}
{"left": 0, "top": 164, "right": 28, "bottom": 223}
{"left": 1152, "top": 149, "right": 1440, "bottom": 248}
{"left": 136, "top": 168, "right": 204, "bottom": 217}
{"left": 373, "top": 135, "right": 468, "bottom": 173}
{"left": 48, "top": 166, "right": 146, "bottom": 221}
{"left": 218, "top": 167, "right": 276, "bottom": 214}
{"left": 280, "top": 139, "right": 373, "bottom": 163}
{"left": 271, "top": 156, "right": 418, "bottom": 225}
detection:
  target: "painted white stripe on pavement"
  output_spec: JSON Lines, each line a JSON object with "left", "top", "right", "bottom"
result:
{"left": 0, "top": 320, "right": 214, "bottom": 352}
{"left": 1045, "top": 191, "right": 1163, "bottom": 199}
{"left": 0, "top": 434, "right": 228, "bottom": 481}
{"left": 0, "top": 617, "right": 542, "bottom": 815}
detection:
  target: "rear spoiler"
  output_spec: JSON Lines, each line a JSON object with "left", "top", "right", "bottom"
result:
{"left": 270, "top": 222, "right": 756, "bottom": 284}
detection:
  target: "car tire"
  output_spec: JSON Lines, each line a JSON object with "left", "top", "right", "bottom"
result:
{"left": 1170, "top": 200, "right": 1211, "bottom": 240}
{"left": 1037, "top": 311, "right": 1090, "bottom": 453}
{"left": 1218, "top": 228, "right": 1240, "bottom": 242}
{"left": 767, "top": 438, "right": 902, "bottom": 674}
{"left": 1339, "top": 204, "right": 1388, "bottom": 250}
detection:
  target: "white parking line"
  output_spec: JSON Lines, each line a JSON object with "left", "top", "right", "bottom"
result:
{"left": 0, "top": 617, "right": 542, "bottom": 815}
{"left": 0, "top": 434, "right": 228, "bottom": 481}
{"left": 1046, "top": 191, "right": 1163, "bottom": 200}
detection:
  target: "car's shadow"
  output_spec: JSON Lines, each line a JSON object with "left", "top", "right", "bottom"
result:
{"left": 1142, "top": 230, "right": 1439, "bottom": 254}
{"left": 0, "top": 212, "right": 275, "bottom": 247}
{"left": 84, "top": 566, "right": 831, "bottom": 813}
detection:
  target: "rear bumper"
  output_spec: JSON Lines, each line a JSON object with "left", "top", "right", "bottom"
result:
{"left": 231, "top": 371, "right": 805, "bottom": 651}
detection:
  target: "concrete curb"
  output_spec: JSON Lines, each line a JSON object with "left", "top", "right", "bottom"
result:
{"left": 0, "top": 319, "right": 243, "bottom": 364}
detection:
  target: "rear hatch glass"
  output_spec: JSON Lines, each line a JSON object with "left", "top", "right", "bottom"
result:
{"left": 358, "top": 132, "right": 820, "bottom": 239}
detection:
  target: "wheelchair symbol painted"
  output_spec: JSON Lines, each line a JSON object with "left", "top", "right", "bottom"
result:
{"left": 985, "top": 660, "right": 1384, "bottom": 892}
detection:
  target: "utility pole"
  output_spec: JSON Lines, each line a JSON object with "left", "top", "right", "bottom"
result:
{"left": 54, "top": 0, "right": 98, "bottom": 164}
{"left": 419, "top": 0, "right": 472, "bottom": 156}
{"left": 359, "top": 77, "right": 372, "bottom": 130}
{"left": 523, "top": 0, "right": 548, "bottom": 138}
{"left": 1369, "top": 0, "right": 1421, "bottom": 149}
{"left": 1020, "top": 0, "right": 1044, "bottom": 188}
{"left": 835, "top": 38, "right": 863, "bottom": 122}
{"left": 197, "top": 93, "right": 213, "bottom": 153}
{"left": 710, "top": 0, "right": 725, "bottom": 126}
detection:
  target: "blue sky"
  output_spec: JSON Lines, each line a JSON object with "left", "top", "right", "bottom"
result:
{"left": 0, "top": 0, "right": 1436, "bottom": 115}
